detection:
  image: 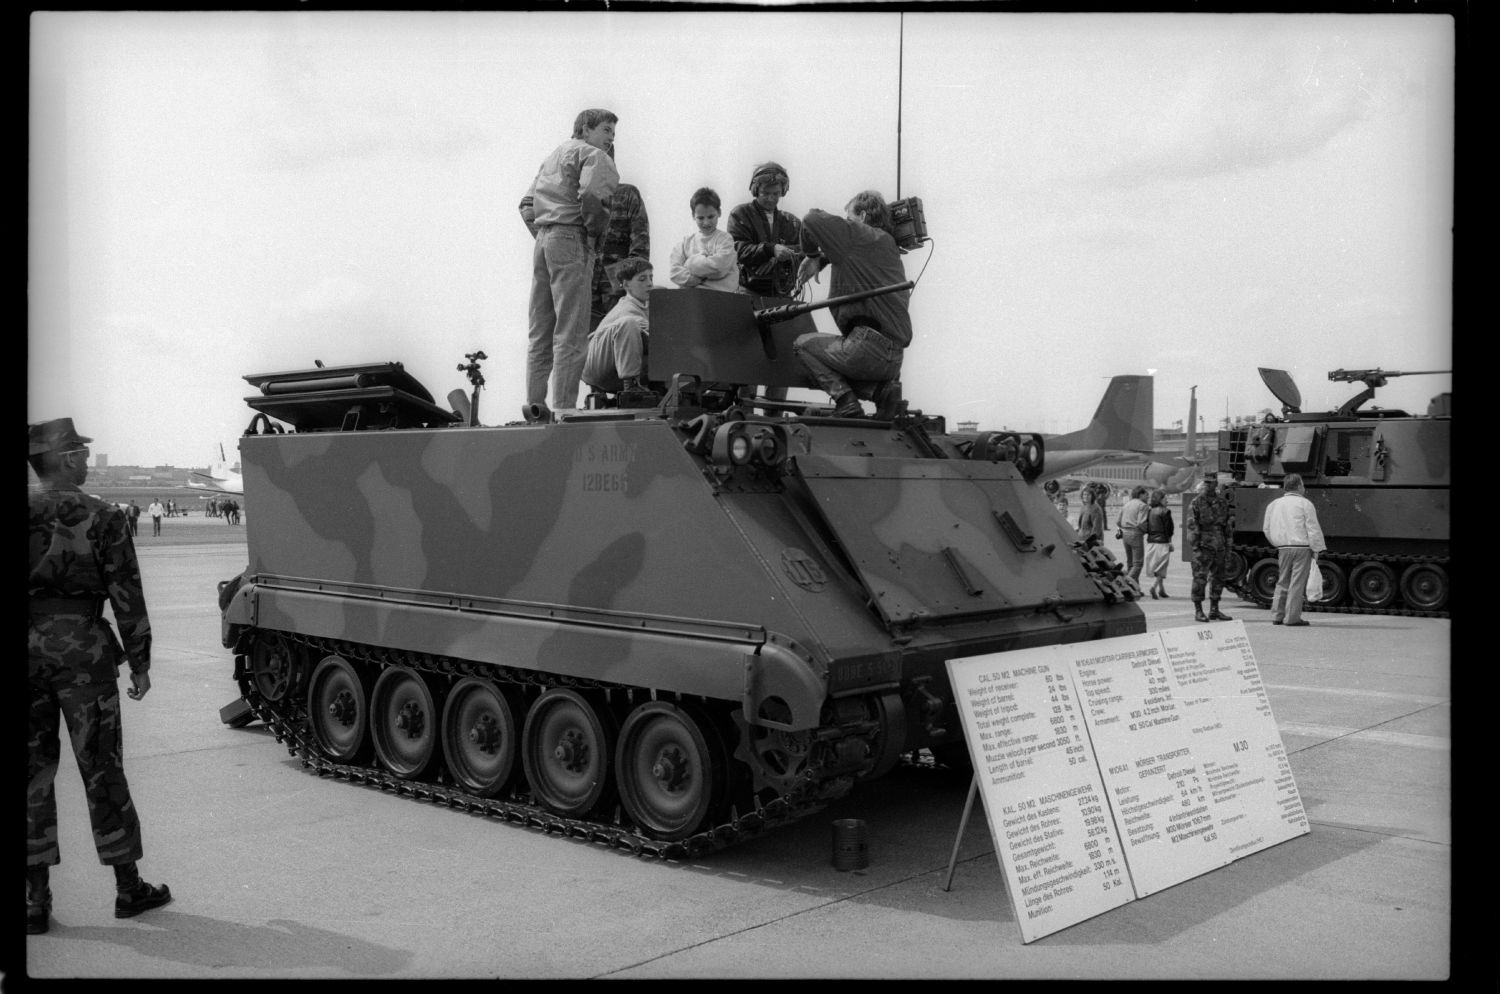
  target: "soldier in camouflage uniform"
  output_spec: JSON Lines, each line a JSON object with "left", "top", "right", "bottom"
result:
{"left": 521, "top": 142, "right": 650, "bottom": 334}
{"left": 1186, "top": 476, "right": 1235, "bottom": 623}
{"left": 28, "top": 418, "right": 172, "bottom": 935}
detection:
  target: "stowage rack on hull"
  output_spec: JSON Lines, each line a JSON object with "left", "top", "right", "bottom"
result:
{"left": 218, "top": 286, "right": 1146, "bottom": 853}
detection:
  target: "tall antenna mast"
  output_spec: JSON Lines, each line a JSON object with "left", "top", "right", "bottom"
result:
{"left": 896, "top": 12, "right": 904, "bottom": 198}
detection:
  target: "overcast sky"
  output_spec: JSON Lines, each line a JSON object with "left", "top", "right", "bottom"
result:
{"left": 29, "top": 9, "right": 1455, "bottom": 468}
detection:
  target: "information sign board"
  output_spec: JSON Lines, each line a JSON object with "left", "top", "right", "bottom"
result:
{"left": 948, "top": 647, "right": 1134, "bottom": 944}
{"left": 947, "top": 621, "right": 1308, "bottom": 942}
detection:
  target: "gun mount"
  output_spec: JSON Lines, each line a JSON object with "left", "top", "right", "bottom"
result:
{"left": 1259, "top": 366, "right": 1452, "bottom": 420}
{"left": 1326, "top": 368, "right": 1452, "bottom": 417}
{"left": 648, "top": 282, "right": 915, "bottom": 405}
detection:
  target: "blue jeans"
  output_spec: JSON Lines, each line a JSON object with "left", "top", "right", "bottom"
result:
{"left": 527, "top": 226, "right": 595, "bottom": 409}
{"left": 793, "top": 326, "right": 902, "bottom": 402}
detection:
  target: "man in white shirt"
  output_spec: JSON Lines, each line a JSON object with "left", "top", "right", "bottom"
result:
{"left": 1261, "top": 473, "right": 1327, "bottom": 627}
{"left": 146, "top": 499, "right": 165, "bottom": 537}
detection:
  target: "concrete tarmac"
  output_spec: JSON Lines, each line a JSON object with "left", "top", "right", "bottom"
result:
{"left": 20, "top": 524, "right": 1460, "bottom": 979}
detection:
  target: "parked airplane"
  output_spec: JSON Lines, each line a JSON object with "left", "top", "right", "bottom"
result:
{"left": 187, "top": 444, "right": 244, "bottom": 495}
{"left": 1036, "top": 374, "right": 1155, "bottom": 480}
{"left": 1056, "top": 385, "right": 1206, "bottom": 497}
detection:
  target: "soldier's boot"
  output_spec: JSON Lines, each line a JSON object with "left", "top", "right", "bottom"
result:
{"left": 871, "top": 380, "right": 905, "bottom": 420}
{"left": 831, "top": 392, "right": 865, "bottom": 419}
{"left": 1208, "top": 600, "right": 1233, "bottom": 622}
{"left": 26, "top": 866, "right": 50, "bottom": 935}
{"left": 617, "top": 377, "right": 661, "bottom": 409}
{"left": 113, "top": 862, "right": 172, "bottom": 920}
{"left": 1193, "top": 602, "right": 1209, "bottom": 623}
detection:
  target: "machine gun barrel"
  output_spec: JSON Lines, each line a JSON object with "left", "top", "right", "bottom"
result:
{"left": 1328, "top": 367, "right": 1451, "bottom": 384}
{"left": 753, "top": 281, "right": 915, "bottom": 326}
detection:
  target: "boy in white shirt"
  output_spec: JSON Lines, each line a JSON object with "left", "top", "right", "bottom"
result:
{"left": 669, "top": 188, "right": 739, "bottom": 293}
{"left": 582, "top": 258, "right": 657, "bottom": 404}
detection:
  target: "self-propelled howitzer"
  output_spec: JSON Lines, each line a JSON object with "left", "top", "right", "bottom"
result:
{"left": 217, "top": 283, "right": 1144, "bottom": 857}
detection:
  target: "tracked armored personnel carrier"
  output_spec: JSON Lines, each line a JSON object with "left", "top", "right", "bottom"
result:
{"left": 218, "top": 284, "right": 1145, "bottom": 856}
{"left": 1202, "top": 367, "right": 1450, "bottom": 617}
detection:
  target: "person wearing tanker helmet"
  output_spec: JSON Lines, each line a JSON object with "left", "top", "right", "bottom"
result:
{"left": 791, "top": 190, "right": 910, "bottom": 420}
{"left": 729, "top": 161, "right": 802, "bottom": 405}
{"left": 1186, "top": 475, "right": 1236, "bottom": 623}
{"left": 521, "top": 108, "right": 620, "bottom": 413}
{"left": 519, "top": 140, "right": 649, "bottom": 335}
{"left": 28, "top": 418, "right": 171, "bottom": 935}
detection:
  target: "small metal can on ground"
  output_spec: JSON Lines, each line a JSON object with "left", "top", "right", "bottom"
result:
{"left": 831, "top": 818, "right": 869, "bottom": 871}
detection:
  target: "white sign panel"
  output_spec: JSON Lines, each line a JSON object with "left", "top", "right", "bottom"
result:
{"left": 1075, "top": 632, "right": 1234, "bottom": 895}
{"left": 948, "top": 621, "right": 1309, "bottom": 941}
{"left": 1156, "top": 623, "right": 1309, "bottom": 856}
{"left": 948, "top": 648, "right": 1133, "bottom": 944}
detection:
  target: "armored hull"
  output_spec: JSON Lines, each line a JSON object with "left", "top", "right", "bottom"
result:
{"left": 1195, "top": 367, "right": 1450, "bottom": 617}
{"left": 219, "top": 288, "right": 1145, "bottom": 855}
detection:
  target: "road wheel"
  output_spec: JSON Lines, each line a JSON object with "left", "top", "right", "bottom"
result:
{"left": 1399, "top": 563, "right": 1449, "bottom": 611}
{"left": 616, "top": 701, "right": 728, "bottom": 841}
{"left": 442, "top": 677, "right": 519, "bottom": 797}
{"left": 1223, "top": 549, "right": 1248, "bottom": 587}
{"left": 1349, "top": 562, "right": 1398, "bottom": 610}
{"left": 522, "top": 689, "right": 617, "bottom": 818}
{"left": 248, "top": 636, "right": 294, "bottom": 703}
{"left": 308, "top": 655, "right": 371, "bottom": 763}
{"left": 371, "top": 667, "right": 441, "bottom": 780}
{"left": 1315, "top": 560, "right": 1348, "bottom": 606}
{"left": 1246, "top": 557, "right": 1280, "bottom": 602}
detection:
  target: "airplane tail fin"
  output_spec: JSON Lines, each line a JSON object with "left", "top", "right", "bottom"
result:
{"left": 1050, "top": 375, "right": 1154, "bottom": 454}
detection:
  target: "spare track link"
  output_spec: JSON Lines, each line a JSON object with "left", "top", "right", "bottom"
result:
{"left": 1228, "top": 544, "right": 1449, "bottom": 620}
{"left": 242, "top": 632, "right": 835, "bottom": 860}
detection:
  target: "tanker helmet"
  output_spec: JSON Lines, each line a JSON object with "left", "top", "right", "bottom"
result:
{"left": 749, "top": 161, "right": 789, "bottom": 196}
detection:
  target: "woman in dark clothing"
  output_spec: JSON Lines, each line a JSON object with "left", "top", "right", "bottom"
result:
{"left": 1076, "top": 487, "right": 1106, "bottom": 549}
{"left": 1142, "top": 488, "right": 1175, "bottom": 598}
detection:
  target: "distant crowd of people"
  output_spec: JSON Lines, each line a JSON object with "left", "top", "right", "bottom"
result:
{"left": 520, "top": 108, "right": 910, "bottom": 419}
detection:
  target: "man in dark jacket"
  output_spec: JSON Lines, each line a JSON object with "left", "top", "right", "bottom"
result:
{"left": 28, "top": 418, "right": 172, "bottom": 934}
{"left": 791, "top": 190, "right": 911, "bottom": 420}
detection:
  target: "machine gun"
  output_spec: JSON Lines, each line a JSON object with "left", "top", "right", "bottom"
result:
{"left": 1327, "top": 367, "right": 1451, "bottom": 417}
{"left": 750, "top": 280, "right": 916, "bottom": 360}
{"left": 649, "top": 281, "right": 916, "bottom": 396}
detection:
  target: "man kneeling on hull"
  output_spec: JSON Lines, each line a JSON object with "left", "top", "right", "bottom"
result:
{"left": 791, "top": 190, "right": 911, "bottom": 420}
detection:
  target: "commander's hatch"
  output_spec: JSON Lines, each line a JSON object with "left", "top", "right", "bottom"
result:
{"left": 785, "top": 452, "right": 1099, "bottom": 628}
{"left": 242, "top": 362, "right": 460, "bottom": 432}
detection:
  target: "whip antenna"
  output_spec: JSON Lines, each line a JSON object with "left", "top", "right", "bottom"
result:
{"left": 896, "top": 12, "right": 904, "bottom": 198}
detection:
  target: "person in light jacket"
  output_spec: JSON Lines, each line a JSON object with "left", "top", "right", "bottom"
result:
{"left": 1261, "top": 473, "right": 1327, "bottom": 627}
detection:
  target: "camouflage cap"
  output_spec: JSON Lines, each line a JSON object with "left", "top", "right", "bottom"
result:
{"left": 29, "top": 417, "right": 92, "bottom": 456}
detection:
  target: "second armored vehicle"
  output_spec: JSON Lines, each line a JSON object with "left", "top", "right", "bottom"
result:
{"left": 1201, "top": 367, "right": 1450, "bottom": 617}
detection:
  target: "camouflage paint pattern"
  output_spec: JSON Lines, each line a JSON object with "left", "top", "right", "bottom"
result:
{"left": 589, "top": 183, "right": 650, "bottom": 328}
{"left": 1185, "top": 486, "right": 1234, "bottom": 602}
{"left": 1217, "top": 415, "right": 1450, "bottom": 558}
{"left": 28, "top": 487, "right": 150, "bottom": 866}
{"left": 28, "top": 645, "right": 144, "bottom": 866}
{"left": 225, "top": 406, "right": 1143, "bottom": 739}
